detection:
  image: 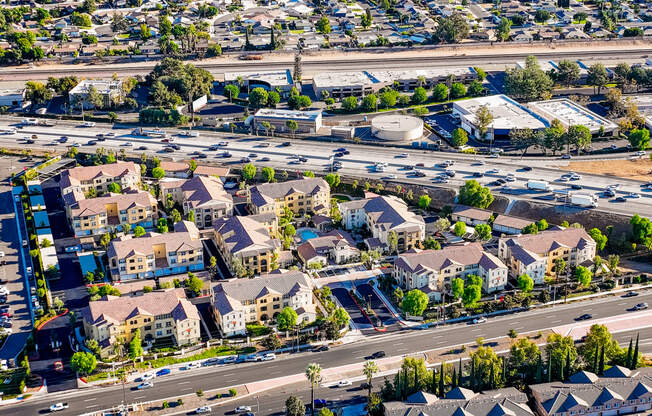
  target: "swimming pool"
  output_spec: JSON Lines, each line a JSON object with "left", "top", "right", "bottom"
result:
{"left": 299, "top": 229, "right": 319, "bottom": 241}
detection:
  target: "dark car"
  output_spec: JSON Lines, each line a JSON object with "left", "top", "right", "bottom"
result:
{"left": 614, "top": 196, "right": 627, "bottom": 202}
{"left": 156, "top": 368, "right": 171, "bottom": 377}
{"left": 313, "top": 399, "right": 328, "bottom": 408}
{"left": 623, "top": 291, "right": 639, "bottom": 298}
{"left": 241, "top": 157, "right": 251, "bottom": 163}
{"left": 260, "top": 157, "right": 270, "bottom": 162}
{"left": 335, "top": 152, "right": 344, "bottom": 157}
{"left": 571, "top": 184, "right": 583, "bottom": 190}
{"left": 522, "top": 166, "right": 532, "bottom": 171}
{"left": 59, "top": 136, "right": 68, "bottom": 143}
{"left": 415, "top": 171, "right": 426, "bottom": 177}
{"left": 163, "top": 147, "right": 175, "bottom": 153}
{"left": 137, "top": 146, "right": 147, "bottom": 150}
{"left": 576, "top": 314, "right": 592, "bottom": 321}
{"left": 416, "top": 163, "right": 425, "bottom": 167}
{"left": 473, "top": 172, "right": 484, "bottom": 177}
{"left": 25, "top": 139, "right": 35, "bottom": 144}
{"left": 371, "top": 351, "right": 386, "bottom": 358}
{"left": 281, "top": 141, "right": 291, "bottom": 147}
{"left": 222, "top": 152, "right": 232, "bottom": 158}
{"left": 335, "top": 147, "right": 346, "bottom": 152}
{"left": 196, "top": 153, "right": 207, "bottom": 159}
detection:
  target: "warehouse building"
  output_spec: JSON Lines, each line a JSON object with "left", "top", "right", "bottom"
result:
{"left": 252, "top": 109, "right": 322, "bottom": 134}
{"left": 527, "top": 98, "right": 618, "bottom": 136}
{"left": 223, "top": 70, "right": 295, "bottom": 96}
{"left": 452, "top": 94, "right": 549, "bottom": 142}
{"left": 0, "top": 88, "right": 26, "bottom": 108}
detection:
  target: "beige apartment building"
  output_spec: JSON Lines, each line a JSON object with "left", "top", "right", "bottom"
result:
{"left": 59, "top": 162, "right": 140, "bottom": 196}
{"left": 80, "top": 288, "right": 200, "bottom": 357}
{"left": 66, "top": 190, "right": 157, "bottom": 237}
{"left": 160, "top": 176, "right": 234, "bottom": 228}
{"left": 247, "top": 177, "right": 330, "bottom": 217}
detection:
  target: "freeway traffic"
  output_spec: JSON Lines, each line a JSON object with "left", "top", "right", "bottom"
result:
{"left": 1, "top": 121, "right": 651, "bottom": 218}
{"left": 4, "top": 289, "right": 652, "bottom": 416}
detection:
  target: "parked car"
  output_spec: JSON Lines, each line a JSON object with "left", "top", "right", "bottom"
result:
{"left": 196, "top": 406, "right": 212, "bottom": 414}
{"left": 184, "top": 362, "right": 200, "bottom": 370}
{"left": 623, "top": 291, "right": 639, "bottom": 298}
{"left": 261, "top": 353, "right": 276, "bottom": 361}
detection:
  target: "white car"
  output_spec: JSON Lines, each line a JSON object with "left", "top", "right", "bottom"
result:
{"left": 629, "top": 193, "right": 641, "bottom": 198}
{"left": 505, "top": 175, "right": 516, "bottom": 182}
{"left": 137, "top": 382, "right": 153, "bottom": 390}
{"left": 235, "top": 406, "right": 252, "bottom": 413}
{"left": 184, "top": 362, "right": 201, "bottom": 370}
{"left": 398, "top": 153, "right": 409, "bottom": 158}
{"left": 261, "top": 353, "right": 276, "bottom": 361}
{"left": 49, "top": 402, "right": 68, "bottom": 412}
{"left": 384, "top": 174, "right": 398, "bottom": 180}
{"left": 196, "top": 406, "right": 212, "bottom": 414}
{"left": 337, "top": 380, "right": 353, "bottom": 387}
{"left": 140, "top": 372, "right": 155, "bottom": 381}
{"left": 0, "top": 252, "right": 4, "bottom": 258}
{"left": 223, "top": 355, "right": 237, "bottom": 364}
{"left": 0, "top": 287, "right": 9, "bottom": 296}
{"left": 472, "top": 317, "right": 487, "bottom": 324}
{"left": 636, "top": 150, "right": 646, "bottom": 156}
{"left": 180, "top": 131, "right": 200, "bottom": 137}
{"left": 81, "top": 122, "right": 96, "bottom": 127}
{"left": 218, "top": 141, "right": 228, "bottom": 146}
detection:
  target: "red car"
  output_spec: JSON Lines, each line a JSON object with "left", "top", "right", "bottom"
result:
{"left": 0, "top": 313, "right": 11, "bottom": 318}
{"left": 161, "top": 138, "right": 170, "bottom": 143}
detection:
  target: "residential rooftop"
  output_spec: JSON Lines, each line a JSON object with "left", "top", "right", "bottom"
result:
{"left": 69, "top": 190, "right": 156, "bottom": 218}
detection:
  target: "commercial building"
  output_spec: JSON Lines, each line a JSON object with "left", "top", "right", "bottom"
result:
{"left": 0, "top": 88, "right": 26, "bottom": 108}
{"left": 160, "top": 176, "right": 233, "bottom": 229}
{"left": 394, "top": 243, "right": 508, "bottom": 299}
{"left": 339, "top": 193, "right": 425, "bottom": 252}
{"left": 630, "top": 95, "right": 652, "bottom": 130}
{"left": 297, "top": 230, "right": 359, "bottom": 268}
{"left": 527, "top": 98, "right": 618, "bottom": 136}
{"left": 223, "top": 69, "right": 295, "bottom": 96}
{"left": 248, "top": 177, "right": 330, "bottom": 217}
{"left": 452, "top": 94, "right": 549, "bottom": 141}
{"left": 68, "top": 79, "right": 124, "bottom": 110}
{"left": 66, "top": 190, "right": 158, "bottom": 237}
{"left": 384, "top": 386, "right": 532, "bottom": 416}
{"left": 107, "top": 222, "right": 204, "bottom": 281}
{"left": 371, "top": 114, "right": 423, "bottom": 142}
{"left": 252, "top": 109, "right": 322, "bottom": 134}
{"left": 530, "top": 368, "right": 652, "bottom": 416}
{"left": 212, "top": 270, "right": 315, "bottom": 337}
{"left": 80, "top": 288, "right": 200, "bottom": 357}
{"left": 498, "top": 227, "right": 596, "bottom": 283}
{"left": 211, "top": 216, "right": 281, "bottom": 276}
{"left": 59, "top": 162, "right": 140, "bottom": 196}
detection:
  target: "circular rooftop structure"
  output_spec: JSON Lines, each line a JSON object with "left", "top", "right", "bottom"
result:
{"left": 371, "top": 114, "right": 424, "bottom": 142}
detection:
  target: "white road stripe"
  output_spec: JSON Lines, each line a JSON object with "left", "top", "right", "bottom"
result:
{"left": 179, "top": 381, "right": 191, "bottom": 385}
{"left": 551, "top": 320, "right": 562, "bottom": 323}
{"left": 84, "top": 398, "right": 97, "bottom": 402}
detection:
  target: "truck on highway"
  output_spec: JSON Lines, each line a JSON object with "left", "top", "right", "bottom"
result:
{"left": 132, "top": 127, "right": 167, "bottom": 138}
{"left": 527, "top": 180, "right": 549, "bottom": 191}
{"left": 570, "top": 193, "right": 598, "bottom": 208}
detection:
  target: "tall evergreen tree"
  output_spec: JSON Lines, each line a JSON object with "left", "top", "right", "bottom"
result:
{"left": 593, "top": 344, "right": 599, "bottom": 373}
{"left": 547, "top": 356, "right": 552, "bottom": 382}
{"left": 559, "top": 358, "right": 564, "bottom": 382}
{"left": 632, "top": 333, "right": 640, "bottom": 370}
{"left": 403, "top": 367, "right": 408, "bottom": 400}
{"left": 489, "top": 363, "right": 495, "bottom": 390}
{"left": 598, "top": 346, "right": 605, "bottom": 375}
{"left": 438, "top": 364, "right": 445, "bottom": 397}
{"left": 452, "top": 368, "right": 458, "bottom": 388}
{"left": 458, "top": 357, "right": 462, "bottom": 386}
{"left": 413, "top": 364, "right": 419, "bottom": 394}
{"left": 431, "top": 368, "right": 437, "bottom": 394}
{"left": 395, "top": 371, "right": 401, "bottom": 400}
{"left": 470, "top": 357, "right": 476, "bottom": 391}
{"left": 626, "top": 338, "right": 633, "bottom": 369}
{"left": 270, "top": 27, "right": 275, "bottom": 50}
{"left": 536, "top": 355, "right": 543, "bottom": 383}
{"left": 501, "top": 357, "right": 506, "bottom": 383}
{"left": 565, "top": 351, "right": 571, "bottom": 380}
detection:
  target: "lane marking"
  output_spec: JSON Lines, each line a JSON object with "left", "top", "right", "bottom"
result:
{"left": 551, "top": 320, "right": 562, "bottom": 323}
{"left": 86, "top": 405, "right": 98, "bottom": 409}
{"left": 134, "top": 396, "right": 146, "bottom": 400}
{"left": 179, "top": 381, "right": 191, "bottom": 385}
{"left": 84, "top": 398, "right": 97, "bottom": 402}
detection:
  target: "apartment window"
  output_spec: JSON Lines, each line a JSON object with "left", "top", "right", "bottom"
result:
{"left": 166, "top": 329, "right": 172, "bottom": 335}
{"left": 156, "top": 323, "right": 162, "bottom": 329}
{"left": 273, "top": 304, "right": 280, "bottom": 310}
{"left": 260, "top": 306, "right": 267, "bottom": 311}
{"left": 145, "top": 326, "right": 151, "bottom": 331}
{"left": 165, "top": 322, "right": 172, "bottom": 327}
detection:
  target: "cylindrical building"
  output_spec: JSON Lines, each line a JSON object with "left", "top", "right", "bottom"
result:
{"left": 371, "top": 114, "right": 423, "bottom": 142}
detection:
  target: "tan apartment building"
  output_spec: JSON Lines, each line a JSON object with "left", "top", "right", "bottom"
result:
{"left": 248, "top": 177, "right": 330, "bottom": 217}
{"left": 66, "top": 190, "right": 157, "bottom": 237}
{"left": 498, "top": 228, "right": 596, "bottom": 284}
{"left": 160, "top": 176, "right": 233, "bottom": 228}
{"left": 59, "top": 161, "right": 140, "bottom": 196}
{"left": 211, "top": 216, "right": 281, "bottom": 276}
{"left": 80, "top": 288, "right": 200, "bottom": 357}
{"left": 107, "top": 221, "right": 204, "bottom": 281}
{"left": 212, "top": 271, "right": 314, "bottom": 337}
{"left": 339, "top": 193, "right": 425, "bottom": 252}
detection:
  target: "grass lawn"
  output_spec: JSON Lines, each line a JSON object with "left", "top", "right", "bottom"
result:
{"left": 290, "top": 29, "right": 304, "bottom": 34}
{"left": 246, "top": 323, "right": 272, "bottom": 337}
{"left": 117, "top": 34, "right": 130, "bottom": 39}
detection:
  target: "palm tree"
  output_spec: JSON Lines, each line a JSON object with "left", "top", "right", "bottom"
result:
{"left": 305, "top": 363, "right": 322, "bottom": 416}
{"left": 363, "top": 361, "right": 379, "bottom": 396}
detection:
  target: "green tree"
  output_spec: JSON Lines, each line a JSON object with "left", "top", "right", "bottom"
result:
{"left": 342, "top": 96, "right": 358, "bottom": 112}
{"left": 285, "top": 396, "right": 305, "bottom": 416}
{"left": 454, "top": 221, "right": 466, "bottom": 237}
{"left": 277, "top": 307, "right": 298, "bottom": 331}
{"left": 588, "top": 228, "right": 607, "bottom": 251}
{"left": 450, "top": 128, "right": 468, "bottom": 148}
{"left": 224, "top": 84, "right": 239, "bottom": 102}
{"left": 508, "top": 338, "right": 541, "bottom": 382}
{"left": 469, "top": 345, "right": 502, "bottom": 390}
{"left": 170, "top": 209, "right": 182, "bottom": 225}
{"left": 458, "top": 180, "right": 494, "bottom": 208}
{"left": 380, "top": 89, "right": 399, "bottom": 108}
{"left": 555, "top": 60, "right": 581, "bottom": 87}
{"left": 185, "top": 272, "right": 204, "bottom": 296}
{"left": 324, "top": 173, "right": 340, "bottom": 189}
{"left": 575, "top": 265, "right": 592, "bottom": 287}
{"left": 412, "top": 87, "right": 427, "bottom": 104}
{"left": 565, "top": 124, "right": 592, "bottom": 155}
{"left": 474, "top": 224, "right": 492, "bottom": 241}
{"left": 25, "top": 81, "right": 53, "bottom": 110}
{"left": 305, "top": 363, "right": 322, "bottom": 416}
{"left": 363, "top": 361, "right": 379, "bottom": 396}
{"left": 522, "top": 223, "right": 539, "bottom": 235}
{"left": 129, "top": 329, "right": 143, "bottom": 361}
{"left": 536, "top": 219, "right": 549, "bottom": 231}
{"left": 475, "top": 105, "right": 494, "bottom": 140}
{"left": 100, "top": 233, "right": 111, "bottom": 249}
{"left": 580, "top": 324, "right": 622, "bottom": 368}
{"left": 467, "top": 80, "right": 484, "bottom": 97}
{"left": 452, "top": 278, "right": 464, "bottom": 299}
{"left": 362, "top": 94, "right": 378, "bottom": 112}
{"left": 285, "top": 120, "right": 298, "bottom": 138}
{"left": 545, "top": 333, "right": 577, "bottom": 379}
{"left": 450, "top": 82, "right": 467, "bottom": 99}
{"left": 387, "top": 230, "right": 398, "bottom": 254}
{"left": 628, "top": 128, "right": 650, "bottom": 151}
{"left": 496, "top": 17, "right": 511, "bottom": 41}
{"left": 504, "top": 56, "right": 553, "bottom": 101}
{"left": 418, "top": 194, "right": 431, "bottom": 210}
{"left": 517, "top": 274, "right": 534, "bottom": 293}
{"left": 432, "top": 83, "right": 449, "bottom": 101}
{"left": 462, "top": 284, "right": 481, "bottom": 308}
{"left": 262, "top": 166, "right": 275, "bottom": 183}
{"left": 151, "top": 167, "right": 165, "bottom": 179}
{"left": 133, "top": 226, "right": 146, "bottom": 237}
{"left": 332, "top": 307, "right": 350, "bottom": 328}
{"left": 587, "top": 63, "right": 609, "bottom": 95}
{"left": 242, "top": 163, "right": 257, "bottom": 181}
{"left": 70, "top": 352, "right": 96, "bottom": 375}
{"left": 433, "top": 13, "right": 469, "bottom": 43}
{"left": 316, "top": 16, "right": 331, "bottom": 33}
{"left": 249, "top": 87, "right": 268, "bottom": 107}
{"left": 107, "top": 182, "right": 121, "bottom": 193}
{"left": 401, "top": 289, "right": 429, "bottom": 316}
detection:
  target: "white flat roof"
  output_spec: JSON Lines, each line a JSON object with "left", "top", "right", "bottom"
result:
{"left": 528, "top": 99, "right": 618, "bottom": 131}
{"left": 254, "top": 108, "right": 321, "bottom": 121}
{"left": 312, "top": 71, "right": 378, "bottom": 88}
{"left": 371, "top": 114, "right": 423, "bottom": 132}
{"left": 70, "top": 79, "right": 122, "bottom": 95}
{"left": 516, "top": 60, "right": 557, "bottom": 72}
{"left": 313, "top": 67, "right": 476, "bottom": 88}
{"left": 224, "top": 69, "right": 293, "bottom": 87}
{"left": 454, "top": 94, "right": 548, "bottom": 130}
{"left": 631, "top": 95, "right": 652, "bottom": 112}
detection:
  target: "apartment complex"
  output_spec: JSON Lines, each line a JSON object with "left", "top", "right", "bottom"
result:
{"left": 297, "top": 231, "right": 359, "bottom": 267}
{"left": 339, "top": 193, "right": 425, "bottom": 252}
{"left": 248, "top": 177, "right": 330, "bottom": 217}
{"left": 394, "top": 243, "right": 508, "bottom": 299}
{"left": 80, "top": 288, "right": 200, "bottom": 357}
{"left": 212, "top": 271, "right": 314, "bottom": 337}
{"left": 160, "top": 176, "right": 233, "bottom": 228}
{"left": 65, "top": 190, "right": 157, "bottom": 237}
{"left": 498, "top": 228, "right": 596, "bottom": 283}
{"left": 107, "top": 222, "right": 204, "bottom": 281}
{"left": 59, "top": 162, "right": 140, "bottom": 196}
{"left": 68, "top": 79, "right": 124, "bottom": 110}
{"left": 530, "top": 367, "right": 652, "bottom": 416}
{"left": 212, "top": 216, "right": 281, "bottom": 276}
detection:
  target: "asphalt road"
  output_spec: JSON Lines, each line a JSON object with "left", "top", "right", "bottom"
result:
{"left": 1, "top": 48, "right": 652, "bottom": 79}
{"left": 6, "top": 290, "right": 652, "bottom": 416}
{"left": 0, "top": 121, "right": 650, "bottom": 219}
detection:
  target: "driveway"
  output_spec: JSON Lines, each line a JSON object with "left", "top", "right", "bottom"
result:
{"left": 355, "top": 283, "right": 398, "bottom": 327}
{"left": 330, "top": 287, "right": 370, "bottom": 329}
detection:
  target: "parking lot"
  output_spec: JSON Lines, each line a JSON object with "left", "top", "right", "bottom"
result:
{"left": 316, "top": 265, "right": 366, "bottom": 279}
{"left": 355, "top": 283, "right": 398, "bottom": 328}
{"left": 330, "top": 287, "right": 371, "bottom": 329}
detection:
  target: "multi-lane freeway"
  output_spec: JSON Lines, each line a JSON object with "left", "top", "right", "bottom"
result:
{"left": 1, "top": 120, "right": 651, "bottom": 218}
{"left": 3, "top": 290, "right": 652, "bottom": 416}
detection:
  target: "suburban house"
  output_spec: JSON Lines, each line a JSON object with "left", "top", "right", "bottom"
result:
{"left": 107, "top": 222, "right": 204, "bottom": 281}
{"left": 451, "top": 206, "right": 492, "bottom": 226}
{"left": 492, "top": 215, "right": 533, "bottom": 235}
{"left": 212, "top": 270, "right": 315, "bottom": 337}
{"left": 394, "top": 243, "right": 508, "bottom": 299}
{"left": 159, "top": 161, "right": 191, "bottom": 179}
{"left": 339, "top": 193, "right": 425, "bottom": 252}
{"left": 530, "top": 368, "right": 652, "bottom": 416}
{"left": 498, "top": 228, "right": 597, "bottom": 282}
{"left": 80, "top": 288, "right": 200, "bottom": 357}
{"left": 59, "top": 162, "right": 140, "bottom": 196}
{"left": 247, "top": 177, "right": 330, "bottom": 217}
{"left": 211, "top": 215, "right": 282, "bottom": 276}
{"left": 296, "top": 230, "right": 359, "bottom": 268}
{"left": 66, "top": 190, "right": 157, "bottom": 237}
{"left": 160, "top": 176, "right": 233, "bottom": 229}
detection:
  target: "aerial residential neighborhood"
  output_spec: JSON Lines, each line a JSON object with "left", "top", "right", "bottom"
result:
{"left": 0, "top": 0, "right": 652, "bottom": 414}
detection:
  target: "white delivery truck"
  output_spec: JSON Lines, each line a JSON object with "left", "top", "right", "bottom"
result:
{"left": 570, "top": 193, "right": 598, "bottom": 208}
{"left": 527, "top": 180, "right": 549, "bottom": 191}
